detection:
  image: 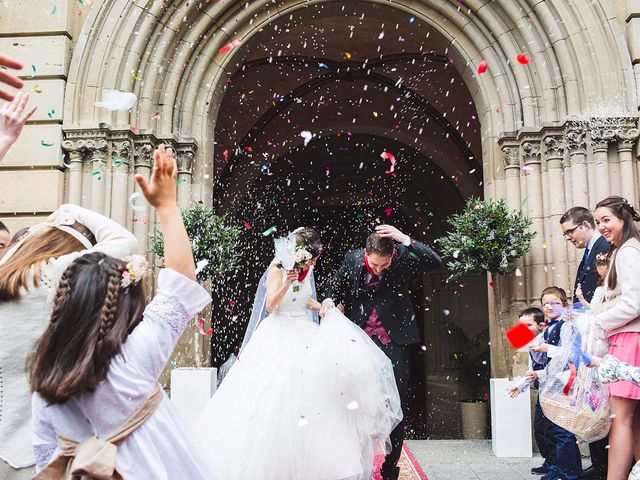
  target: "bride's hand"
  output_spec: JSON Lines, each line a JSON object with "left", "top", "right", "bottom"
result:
{"left": 284, "top": 269, "right": 299, "bottom": 285}
{"left": 319, "top": 298, "right": 335, "bottom": 317}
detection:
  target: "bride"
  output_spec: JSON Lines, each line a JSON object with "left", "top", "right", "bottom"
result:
{"left": 194, "top": 227, "right": 402, "bottom": 480}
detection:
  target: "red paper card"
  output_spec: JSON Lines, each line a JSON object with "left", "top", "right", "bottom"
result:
{"left": 505, "top": 323, "right": 536, "bottom": 349}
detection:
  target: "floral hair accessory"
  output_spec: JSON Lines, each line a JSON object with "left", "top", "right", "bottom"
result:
{"left": 121, "top": 255, "right": 149, "bottom": 289}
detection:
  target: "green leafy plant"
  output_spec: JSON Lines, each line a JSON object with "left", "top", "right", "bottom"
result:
{"left": 150, "top": 203, "right": 241, "bottom": 282}
{"left": 437, "top": 197, "right": 535, "bottom": 282}
{"left": 437, "top": 197, "right": 536, "bottom": 377}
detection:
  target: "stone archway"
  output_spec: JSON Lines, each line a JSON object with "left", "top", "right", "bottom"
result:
{"left": 57, "top": 1, "right": 639, "bottom": 387}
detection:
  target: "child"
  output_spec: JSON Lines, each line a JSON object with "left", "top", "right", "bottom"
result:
{"left": 508, "top": 307, "right": 547, "bottom": 396}
{"left": 28, "top": 146, "right": 219, "bottom": 479}
{"left": 575, "top": 252, "right": 609, "bottom": 310}
{"left": 529, "top": 287, "right": 582, "bottom": 480}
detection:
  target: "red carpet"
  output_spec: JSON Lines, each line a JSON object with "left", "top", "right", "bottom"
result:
{"left": 373, "top": 443, "right": 428, "bottom": 480}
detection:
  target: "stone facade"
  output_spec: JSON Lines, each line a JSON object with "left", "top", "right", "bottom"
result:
{"left": 0, "top": 0, "right": 639, "bottom": 378}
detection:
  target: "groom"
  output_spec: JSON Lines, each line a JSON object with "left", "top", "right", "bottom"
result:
{"left": 321, "top": 224, "right": 441, "bottom": 480}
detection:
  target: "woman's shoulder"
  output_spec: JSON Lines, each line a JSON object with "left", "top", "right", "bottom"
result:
{"left": 616, "top": 238, "right": 640, "bottom": 259}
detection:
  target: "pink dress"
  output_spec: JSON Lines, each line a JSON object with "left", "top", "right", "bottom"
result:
{"left": 607, "top": 332, "right": 640, "bottom": 399}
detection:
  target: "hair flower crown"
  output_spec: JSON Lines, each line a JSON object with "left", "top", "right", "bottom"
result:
{"left": 121, "top": 255, "right": 149, "bottom": 289}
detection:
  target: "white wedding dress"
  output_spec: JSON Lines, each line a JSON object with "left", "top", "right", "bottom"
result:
{"left": 193, "top": 268, "right": 402, "bottom": 480}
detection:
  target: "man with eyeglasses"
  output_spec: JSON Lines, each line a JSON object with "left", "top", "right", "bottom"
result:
{"left": 559, "top": 206, "right": 610, "bottom": 480}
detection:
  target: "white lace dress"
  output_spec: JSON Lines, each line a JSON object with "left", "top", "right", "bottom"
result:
{"left": 194, "top": 268, "right": 402, "bottom": 480}
{"left": 31, "top": 269, "right": 220, "bottom": 479}
{"left": 0, "top": 204, "right": 138, "bottom": 469}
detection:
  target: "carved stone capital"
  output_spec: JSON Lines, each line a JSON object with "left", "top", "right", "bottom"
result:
{"left": 175, "top": 139, "right": 198, "bottom": 175}
{"left": 564, "top": 123, "right": 587, "bottom": 156}
{"left": 543, "top": 135, "right": 564, "bottom": 161}
{"left": 521, "top": 141, "right": 541, "bottom": 164}
{"left": 617, "top": 126, "right": 640, "bottom": 153}
{"left": 133, "top": 141, "right": 155, "bottom": 169}
{"left": 501, "top": 146, "right": 520, "bottom": 169}
{"left": 111, "top": 140, "right": 132, "bottom": 168}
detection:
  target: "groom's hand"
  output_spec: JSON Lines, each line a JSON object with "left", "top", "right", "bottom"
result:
{"left": 376, "top": 224, "right": 409, "bottom": 244}
{"left": 320, "top": 298, "right": 335, "bottom": 317}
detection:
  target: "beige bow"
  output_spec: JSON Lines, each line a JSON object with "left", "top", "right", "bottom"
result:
{"left": 34, "top": 384, "right": 163, "bottom": 480}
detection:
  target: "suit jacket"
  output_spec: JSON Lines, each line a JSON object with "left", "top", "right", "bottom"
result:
{"left": 573, "top": 235, "right": 610, "bottom": 302}
{"left": 323, "top": 239, "right": 441, "bottom": 345}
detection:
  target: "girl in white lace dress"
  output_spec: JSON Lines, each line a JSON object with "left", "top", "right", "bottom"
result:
{"left": 0, "top": 205, "right": 138, "bottom": 474}
{"left": 194, "top": 229, "right": 402, "bottom": 480}
{"left": 28, "top": 146, "right": 219, "bottom": 479}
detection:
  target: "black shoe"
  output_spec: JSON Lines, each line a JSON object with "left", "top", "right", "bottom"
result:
{"left": 380, "top": 466, "right": 400, "bottom": 480}
{"left": 532, "top": 461, "right": 553, "bottom": 475}
{"left": 581, "top": 465, "right": 607, "bottom": 480}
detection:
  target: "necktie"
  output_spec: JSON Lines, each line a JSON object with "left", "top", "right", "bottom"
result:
{"left": 582, "top": 247, "right": 590, "bottom": 264}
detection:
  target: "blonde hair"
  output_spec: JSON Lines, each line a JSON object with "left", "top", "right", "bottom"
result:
{"left": 0, "top": 225, "right": 90, "bottom": 300}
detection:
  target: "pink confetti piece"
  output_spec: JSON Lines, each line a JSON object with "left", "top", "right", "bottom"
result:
{"left": 477, "top": 60, "right": 488, "bottom": 74}
{"left": 380, "top": 151, "right": 397, "bottom": 176}
{"left": 516, "top": 53, "right": 531, "bottom": 65}
{"left": 197, "top": 318, "right": 213, "bottom": 336}
{"left": 218, "top": 39, "right": 242, "bottom": 55}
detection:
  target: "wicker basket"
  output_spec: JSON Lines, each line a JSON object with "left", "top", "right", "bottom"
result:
{"left": 540, "top": 394, "right": 610, "bottom": 442}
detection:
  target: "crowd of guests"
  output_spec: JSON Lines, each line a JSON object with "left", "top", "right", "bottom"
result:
{"left": 0, "top": 50, "right": 639, "bottom": 480}
{"left": 508, "top": 204, "right": 640, "bottom": 480}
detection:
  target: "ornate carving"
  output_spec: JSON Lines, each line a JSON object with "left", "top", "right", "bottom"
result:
{"left": 617, "top": 125, "right": 640, "bottom": 153}
{"left": 111, "top": 140, "right": 132, "bottom": 168}
{"left": 133, "top": 141, "right": 154, "bottom": 169}
{"left": 175, "top": 139, "right": 198, "bottom": 175}
{"left": 521, "top": 141, "right": 541, "bottom": 164}
{"left": 543, "top": 135, "right": 564, "bottom": 160}
{"left": 501, "top": 146, "right": 519, "bottom": 168}
{"left": 564, "top": 123, "right": 587, "bottom": 156}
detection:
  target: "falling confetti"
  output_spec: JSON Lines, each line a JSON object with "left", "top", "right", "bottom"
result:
{"left": 33, "top": 84, "right": 42, "bottom": 94}
{"left": 128, "top": 192, "right": 147, "bottom": 211}
{"left": 297, "top": 416, "right": 309, "bottom": 428}
{"left": 28, "top": 64, "right": 36, "bottom": 79}
{"left": 443, "top": 309, "right": 450, "bottom": 316}
{"left": 262, "top": 226, "right": 277, "bottom": 236}
{"left": 48, "top": 2, "right": 57, "bottom": 14}
{"left": 40, "top": 140, "right": 54, "bottom": 147}
{"left": 219, "top": 39, "right": 242, "bottom": 55}
{"left": 380, "top": 151, "right": 397, "bottom": 176}
{"left": 516, "top": 53, "right": 531, "bottom": 65}
{"left": 300, "top": 130, "right": 314, "bottom": 146}
{"left": 477, "top": 60, "right": 488, "bottom": 74}
{"left": 346, "top": 401, "right": 359, "bottom": 410}
{"left": 95, "top": 88, "right": 137, "bottom": 111}
{"left": 197, "top": 318, "right": 213, "bottom": 336}
{"left": 195, "top": 259, "right": 209, "bottom": 275}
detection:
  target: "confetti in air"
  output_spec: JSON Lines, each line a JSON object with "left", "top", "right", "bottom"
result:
{"left": 95, "top": 88, "right": 137, "bottom": 111}
{"left": 128, "top": 192, "right": 147, "bottom": 211}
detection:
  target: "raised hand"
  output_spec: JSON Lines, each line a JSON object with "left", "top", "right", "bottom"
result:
{"left": 134, "top": 144, "right": 177, "bottom": 209}
{"left": 375, "top": 224, "right": 408, "bottom": 243}
{"left": 0, "top": 92, "right": 37, "bottom": 162}
{"left": 0, "top": 54, "right": 24, "bottom": 101}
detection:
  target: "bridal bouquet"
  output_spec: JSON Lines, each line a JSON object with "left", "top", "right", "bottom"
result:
{"left": 274, "top": 235, "right": 312, "bottom": 292}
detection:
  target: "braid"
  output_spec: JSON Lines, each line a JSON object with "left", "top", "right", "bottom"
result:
{"left": 49, "top": 262, "right": 79, "bottom": 328}
{"left": 96, "top": 266, "right": 122, "bottom": 346}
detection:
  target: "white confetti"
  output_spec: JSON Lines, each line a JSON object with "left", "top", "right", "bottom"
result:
{"left": 95, "top": 88, "right": 137, "bottom": 111}
{"left": 195, "top": 259, "right": 209, "bottom": 275}
{"left": 346, "top": 401, "right": 359, "bottom": 410}
{"left": 297, "top": 416, "right": 309, "bottom": 428}
{"left": 300, "top": 130, "right": 314, "bottom": 146}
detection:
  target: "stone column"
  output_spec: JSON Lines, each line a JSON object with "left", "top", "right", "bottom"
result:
{"left": 86, "top": 138, "right": 109, "bottom": 214}
{"left": 111, "top": 137, "right": 133, "bottom": 227}
{"left": 543, "top": 133, "right": 569, "bottom": 290}
{"left": 133, "top": 140, "right": 154, "bottom": 248}
{"left": 617, "top": 124, "right": 640, "bottom": 207}
{"left": 521, "top": 139, "right": 546, "bottom": 302}
{"left": 564, "top": 123, "right": 588, "bottom": 271}
{"left": 500, "top": 142, "right": 526, "bottom": 307}
{"left": 61, "top": 139, "right": 85, "bottom": 205}
{"left": 590, "top": 121, "right": 615, "bottom": 203}
{"left": 176, "top": 142, "right": 197, "bottom": 209}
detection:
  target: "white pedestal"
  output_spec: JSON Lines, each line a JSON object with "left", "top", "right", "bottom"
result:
{"left": 490, "top": 378, "right": 532, "bottom": 457}
{"left": 170, "top": 367, "right": 217, "bottom": 426}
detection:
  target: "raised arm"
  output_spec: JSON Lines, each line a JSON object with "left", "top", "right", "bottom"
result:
{"left": 376, "top": 224, "right": 441, "bottom": 273}
{"left": 266, "top": 266, "right": 298, "bottom": 313}
{"left": 0, "top": 92, "right": 37, "bottom": 161}
{"left": 135, "top": 145, "right": 195, "bottom": 280}
{"left": 0, "top": 54, "right": 24, "bottom": 101}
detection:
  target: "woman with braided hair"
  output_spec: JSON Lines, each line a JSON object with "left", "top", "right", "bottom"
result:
{"left": 0, "top": 207, "right": 137, "bottom": 477}
{"left": 594, "top": 195, "right": 640, "bottom": 479}
{"left": 28, "top": 145, "right": 219, "bottom": 480}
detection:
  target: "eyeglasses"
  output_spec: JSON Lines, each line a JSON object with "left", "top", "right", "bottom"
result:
{"left": 562, "top": 224, "right": 583, "bottom": 237}
{"left": 542, "top": 302, "right": 563, "bottom": 308}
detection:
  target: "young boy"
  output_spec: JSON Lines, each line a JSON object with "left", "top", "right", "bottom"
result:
{"left": 508, "top": 307, "right": 555, "bottom": 475}
{"left": 528, "top": 287, "right": 582, "bottom": 480}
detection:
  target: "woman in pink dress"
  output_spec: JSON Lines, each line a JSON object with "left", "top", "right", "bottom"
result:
{"left": 594, "top": 196, "right": 640, "bottom": 479}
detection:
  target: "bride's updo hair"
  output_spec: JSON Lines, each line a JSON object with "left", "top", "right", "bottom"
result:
{"left": 293, "top": 227, "right": 323, "bottom": 258}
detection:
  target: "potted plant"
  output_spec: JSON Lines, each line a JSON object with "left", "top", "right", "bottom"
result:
{"left": 436, "top": 197, "right": 535, "bottom": 378}
{"left": 150, "top": 203, "right": 241, "bottom": 424}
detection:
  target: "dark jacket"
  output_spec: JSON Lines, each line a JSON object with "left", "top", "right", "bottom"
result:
{"left": 323, "top": 239, "right": 441, "bottom": 345}
{"left": 573, "top": 235, "right": 610, "bottom": 302}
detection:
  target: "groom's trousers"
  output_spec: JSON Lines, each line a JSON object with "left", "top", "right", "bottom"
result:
{"left": 372, "top": 337, "right": 411, "bottom": 478}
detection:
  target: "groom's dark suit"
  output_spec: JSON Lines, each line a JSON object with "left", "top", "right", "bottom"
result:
{"left": 324, "top": 238, "right": 441, "bottom": 479}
